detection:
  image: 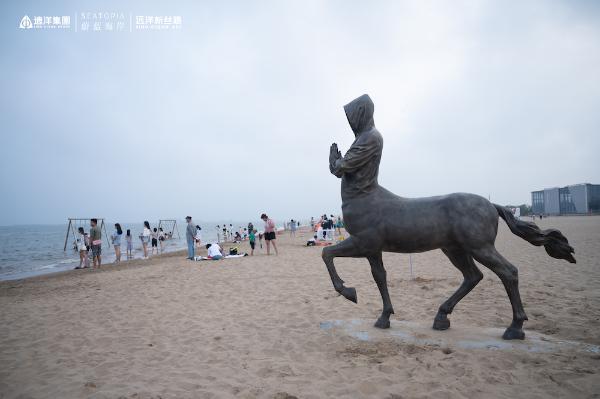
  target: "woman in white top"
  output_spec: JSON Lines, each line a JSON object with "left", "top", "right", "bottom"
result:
{"left": 206, "top": 243, "right": 223, "bottom": 260}
{"left": 158, "top": 227, "right": 166, "bottom": 253}
{"left": 141, "top": 221, "right": 152, "bottom": 258}
{"left": 75, "top": 227, "right": 89, "bottom": 269}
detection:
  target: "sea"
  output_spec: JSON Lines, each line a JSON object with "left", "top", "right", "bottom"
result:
{"left": 0, "top": 220, "right": 270, "bottom": 281}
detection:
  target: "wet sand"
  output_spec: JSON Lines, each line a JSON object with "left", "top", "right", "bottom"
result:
{"left": 1, "top": 216, "right": 599, "bottom": 398}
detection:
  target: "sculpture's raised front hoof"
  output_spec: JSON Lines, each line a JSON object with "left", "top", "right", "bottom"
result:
{"left": 374, "top": 317, "right": 390, "bottom": 329}
{"left": 340, "top": 287, "right": 357, "bottom": 303}
{"left": 432, "top": 315, "right": 450, "bottom": 331}
{"left": 502, "top": 327, "right": 525, "bottom": 340}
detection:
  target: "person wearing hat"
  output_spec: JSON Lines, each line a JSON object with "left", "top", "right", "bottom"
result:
{"left": 185, "top": 216, "right": 195, "bottom": 259}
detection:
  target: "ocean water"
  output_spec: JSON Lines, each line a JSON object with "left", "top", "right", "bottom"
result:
{"left": 0, "top": 220, "right": 263, "bottom": 281}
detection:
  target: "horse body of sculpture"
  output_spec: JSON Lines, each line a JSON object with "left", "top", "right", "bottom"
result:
{"left": 323, "top": 94, "right": 576, "bottom": 340}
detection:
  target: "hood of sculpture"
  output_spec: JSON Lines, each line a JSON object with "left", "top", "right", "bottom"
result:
{"left": 344, "top": 94, "right": 375, "bottom": 136}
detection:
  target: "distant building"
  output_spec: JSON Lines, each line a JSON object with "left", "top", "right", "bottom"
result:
{"left": 531, "top": 183, "right": 600, "bottom": 215}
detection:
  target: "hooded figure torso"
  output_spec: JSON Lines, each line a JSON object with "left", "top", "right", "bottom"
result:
{"left": 331, "top": 94, "right": 383, "bottom": 199}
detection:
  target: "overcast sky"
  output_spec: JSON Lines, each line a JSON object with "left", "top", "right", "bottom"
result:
{"left": 1, "top": 0, "right": 599, "bottom": 226}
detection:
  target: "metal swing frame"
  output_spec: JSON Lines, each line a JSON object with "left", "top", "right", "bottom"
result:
{"left": 158, "top": 219, "right": 180, "bottom": 239}
{"left": 63, "top": 218, "right": 110, "bottom": 251}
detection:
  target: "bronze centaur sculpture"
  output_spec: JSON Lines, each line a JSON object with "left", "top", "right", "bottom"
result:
{"left": 324, "top": 94, "right": 576, "bottom": 340}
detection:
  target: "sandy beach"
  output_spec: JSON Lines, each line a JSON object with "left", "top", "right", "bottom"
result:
{"left": 1, "top": 216, "right": 599, "bottom": 398}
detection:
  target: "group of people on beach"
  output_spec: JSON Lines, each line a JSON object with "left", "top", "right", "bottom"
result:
{"left": 73, "top": 212, "right": 305, "bottom": 269}
{"left": 74, "top": 219, "right": 176, "bottom": 269}
{"left": 309, "top": 214, "right": 344, "bottom": 240}
{"left": 184, "top": 213, "right": 280, "bottom": 261}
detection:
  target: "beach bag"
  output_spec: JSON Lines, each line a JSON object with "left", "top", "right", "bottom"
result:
{"left": 229, "top": 247, "right": 238, "bottom": 255}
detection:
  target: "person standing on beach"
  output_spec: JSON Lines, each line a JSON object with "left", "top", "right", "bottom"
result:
{"left": 290, "top": 219, "right": 297, "bottom": 237}
{"left": 111, "top": 223, "right": 123, "bottom": 263}
{"left": 261, "top": 213, "right": 278, "bottom": 255}
{"left": 158, "top": 228, "right": 165, "bottom": 253}
{"left": 186, "top": 216, "right": 195, "bottom": 260}
{"left": 335, "top": 216, "right": 343, "bottom": 235}
{"left": 151, "top": 228, "right": 159, "bottom": 255}
{"left": 75, "top": 227, "right": 89, "bottom": 269}
{"left": 195, "top": 225, "right": 203, "bottom": 253}
{"left": 89, "top": 218, "right": 102, "bottom": 268}
{"left": 126, "top": 229, "right": 133, "bottom": 259}
{"left": 141, "top": 221, "right": 152, "bottom": 259}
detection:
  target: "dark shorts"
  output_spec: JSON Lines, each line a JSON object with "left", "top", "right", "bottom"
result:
{"left": 265, "top": 232, "right": 276, "bottom": 241}
{"left": 250, "top": 241, "right": 256, "bottom": 249}
{"left": 91, "top": 244, "right": 102, "bottom": 257}
{"left": 152, "top": 238, "right": 158, "bottom": 247}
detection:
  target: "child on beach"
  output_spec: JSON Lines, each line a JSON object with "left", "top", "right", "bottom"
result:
{"left": 75, "top": 227, "right": 89, "bottom": 269}
{"left": 158, "top": 227, "right": 165, "bottom": 253}
{"left": 249, "top": 229, "right": 256, "bottom": 256}
{"left": 126, "top": 229, "right": 133, "bottom": 259}
{"left": 151, "top": 228, "right": 159, "bottom": 255}
{"left": 195, "top": 225, "right": 203, "bottom": 252}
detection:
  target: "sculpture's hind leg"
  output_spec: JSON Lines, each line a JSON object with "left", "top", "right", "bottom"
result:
{"left": 471, "top": 246, "right": 528, "bottom": 340}
{"left": 322, "top": 236, "right": 365, "bottom": 303}
{"left": 367, "top": 252, "right": 394, "bottom": 329}
{"left": 433, "top": 248, "right": 483, "bottom": 331}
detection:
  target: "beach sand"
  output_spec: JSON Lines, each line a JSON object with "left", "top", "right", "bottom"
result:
{"left": 1, "top": 216, "right": 599, "bottom": 398}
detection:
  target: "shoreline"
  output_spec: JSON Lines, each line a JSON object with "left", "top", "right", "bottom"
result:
{"left": 0, "top": 248, "right": 189, "bottom": 287}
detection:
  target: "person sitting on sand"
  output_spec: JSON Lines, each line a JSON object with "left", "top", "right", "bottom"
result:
{"left": 205, "top": 243, "right": 223, "bottom": 260}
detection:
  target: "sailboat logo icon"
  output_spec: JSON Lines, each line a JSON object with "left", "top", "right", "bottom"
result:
{"left": 19, "top": 15, "right": 33, "bottom": 29}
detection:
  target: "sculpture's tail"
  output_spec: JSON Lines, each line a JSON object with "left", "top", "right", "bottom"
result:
{"left": 494, "top": 204, "right": 576, "bottom": 263}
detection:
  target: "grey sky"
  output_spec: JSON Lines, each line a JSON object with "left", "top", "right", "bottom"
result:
{"left": 1, "top": 0, "right": 599, "bottom": 226}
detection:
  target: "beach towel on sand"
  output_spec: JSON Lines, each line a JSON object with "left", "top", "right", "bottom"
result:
{"left": 194, "top": 253, "right": 248, "bottom": 261}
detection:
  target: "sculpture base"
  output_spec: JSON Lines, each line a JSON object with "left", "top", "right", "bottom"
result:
{"left": 319, "top": 319, "right": 600, "bottom": 354}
